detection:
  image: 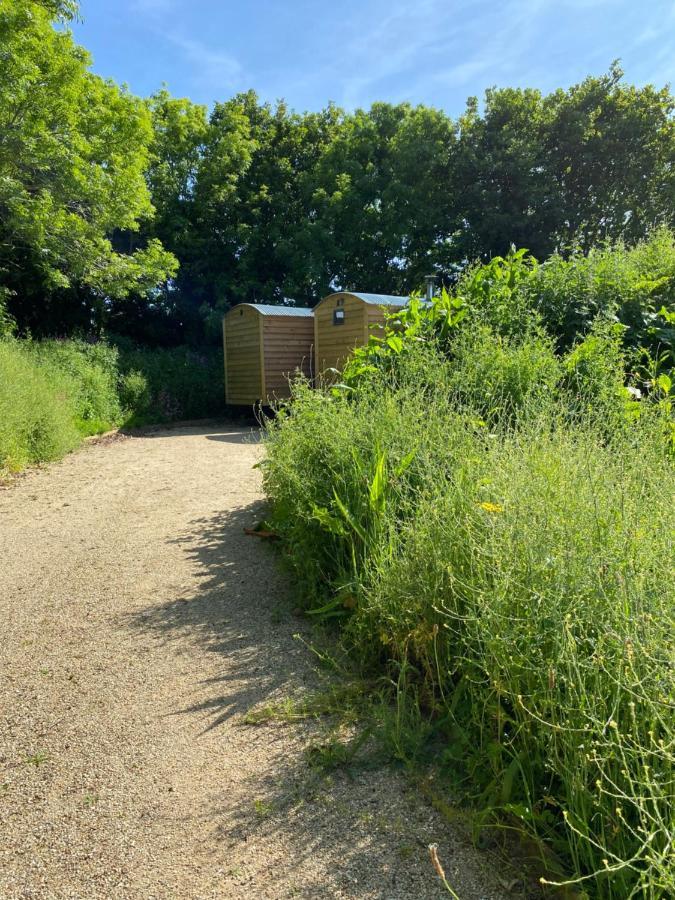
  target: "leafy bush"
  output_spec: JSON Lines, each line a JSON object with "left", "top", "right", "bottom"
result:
{"left": 524, "top": 228, "right": 675, "bottom": 359}
{"left": 0, "top": 289, "right": 14, "bottom": 337}
{"left": 115, "top": 340, "right": 224, "bottom": 425}
{"left": 27, "top": 339, "right": 123, "bottom": 434}
{"left": 0, "top": 336, "right": 225, "bottom": 475}
{"left": 446, "top": 324, "right": 561, "bottom": 424}
{"left": 456, "top": 246, "right": 541, "bottom": 337}
{"left": 263, "top": 298, "right": 674, "bottom": 895}
{"left": 0, "top": 341, "right": 81, "bottom": 472}
{"left": 561, "top": 319, "right": 640, "bottom": 432}
{"left": 118, "top": 369, "right": 151, "bottom": 417}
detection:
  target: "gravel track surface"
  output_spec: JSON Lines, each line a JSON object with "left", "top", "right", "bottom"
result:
{"left": 0, "top": 425, "right": 509, "bottom": 899}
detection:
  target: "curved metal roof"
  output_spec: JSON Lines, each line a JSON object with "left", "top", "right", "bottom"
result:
{"left": 321, "top": 291, "right": 409, "bottom": 307}
{"left": 227, "top": 303, "right": 313, "bottom": 317}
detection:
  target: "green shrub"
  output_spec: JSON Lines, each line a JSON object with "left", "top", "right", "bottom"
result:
{"left": 356, "top": 419, "right": 673, "bottom": 898}
{"left": 446, "top": 324, "right": 561, "bottom": 424}
{"left": 0, "top": 289, "right": 14, "bottom": 337}
{"left": 27, "top": 339, "right": 123, "bottom": 433}
{"left": 456, "top": 246, "right": 541, "bottom": 337}
{"left": 115, "top": 341, "right": 224, "bottom": 424}
{"left": 263, "top": 331, "right": 674, "bottom": 896}
{"left": 524, "top": 228, "right": 675, "bottom": 358}
{"left": 0, "top": 335, "right": 224, "bottom": 475}
{"left": 562, "top": 319, "right": 639, "bottom": 432}
{"left": 0, "top": 341, "right": 81, "bottom": 473}
{"left": 118, "top": 369, "right": 151, "bottom": 417}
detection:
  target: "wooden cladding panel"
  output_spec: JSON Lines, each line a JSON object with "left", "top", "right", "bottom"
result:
{"left": 262, "top": 317, "right": 314, "bottom": 401}
{"left": 314, "top": 293, "right": 368, "bottom": 375}
{"left": 223, "top": 306, "right": 263, "bottom": 405}
{"left": 225, "top": 295, "right": 406, "bottom": 404}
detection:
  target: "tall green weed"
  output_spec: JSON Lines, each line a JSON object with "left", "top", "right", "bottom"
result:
{"left": 263, "top": 329, "right": 674, "bottom": 896}
{"left": 27, "top": 339, "right": 123, "bottom": 434}
{"left": 0, "top": 336, "right": 225, "bottom": 475}
{"left": 524, "top": 228, "right": 675, "bottom": 359}
{"left": 0, "top": 341, "right": 81, "bottom": 472}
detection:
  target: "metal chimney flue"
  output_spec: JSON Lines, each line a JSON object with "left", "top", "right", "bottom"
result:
{"left": 424, "top": 275, "right": 437, "bottom": 302}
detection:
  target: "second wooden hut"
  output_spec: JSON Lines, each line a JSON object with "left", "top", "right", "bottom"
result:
{"left": 313, "top": 291, "right": 408, "bottom": 375}
{"left": 223, "top": 303, "right": 313, "bottom": 406}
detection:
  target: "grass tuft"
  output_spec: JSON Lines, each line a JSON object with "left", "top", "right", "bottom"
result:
{"left": 263, "top": 331, "right": 675, "bottom": 897}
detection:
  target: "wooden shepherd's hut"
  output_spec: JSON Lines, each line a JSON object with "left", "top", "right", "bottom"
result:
{"left": 222, "top": 304, "right": 314, "bottom": 406}
{"left": 313, "top": 292, "right": 408, "bottom": 376}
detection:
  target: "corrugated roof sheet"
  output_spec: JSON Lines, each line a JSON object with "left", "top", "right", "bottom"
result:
{"left": 352, "top": 292, "right": 410, "bottom": 306}
{"left": 229, "top": 295, "right": 430, "bottom": 317}
{"left": 336, "top": 292, "right": 409, "bottom": 307}
{"left": 232, "top": 303, "right": 313, "bottom": 317}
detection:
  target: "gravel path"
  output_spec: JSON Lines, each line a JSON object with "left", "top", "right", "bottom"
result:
{"left": 0, "top": 425, "right": 509, "bottom": 900}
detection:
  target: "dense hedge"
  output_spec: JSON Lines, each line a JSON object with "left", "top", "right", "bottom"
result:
{"left": 0, "top": 337, "right": 225, "bottom": 475}
{"left": 114, "top": 339, "right": 225, "bottom": 426}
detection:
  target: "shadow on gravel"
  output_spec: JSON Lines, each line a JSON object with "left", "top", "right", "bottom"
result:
{"left": 204, "top": 431, "right": 261, "bottom": 444}
{"left": 121, "top": 418, "right": 259, "bottom": 439}
{"left": 126, "top": 502, "right": 311, "bottom": 732}
{"left": 125, "top": 504, "right": 507, "bottom": 899}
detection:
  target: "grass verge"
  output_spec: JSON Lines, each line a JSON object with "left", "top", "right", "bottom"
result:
{"left": 262, "top": 335, "right": 674, "bottom": 898}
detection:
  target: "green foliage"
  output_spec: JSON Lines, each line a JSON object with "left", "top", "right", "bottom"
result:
{"left": 0, "top": 340, "right": 81, "bottom": 472}
{"left": 0, "top": 336, "right": 225, "bottom": 475}
{"left": 341, "top": 248, "right": 542, "bottom": 393}
{"left": 143, "top": 90, "right": 343, "bottom": 337}
{"left": 264, "top": 337, "right": 674, "bottom": 897}
{"left": 118, "top": 370, "right": 151, "bottom": 417}
{"left": 306, "top": 102, "right": 457, "bottom": 294}
{"left": 136, "top": 68, "right": 674, "bottom": 343}
{"left": 456, "top": 65, "right": 675, "bottom": 261}
{"left": 27, "top": 339, "right": 123, "bottom": 433}
{"left": 562, "top": 320, "right": 638, "bottom": 429}
{"left": 456, "top": 247, "right": 540, "bottom": 336}
{"left": 342, "top": 240, "right": 675, "bottom": 418}
{"left": 263, "top": 247, "right": 675, "bottom": 896}
{"left": 446, "top": 325, "right": 561, "bottom": 425}
{"left": 0, "top": 338, "right": 126, "bottom": 472}
{"left": 115, "top": 341, "right": 224, "bottom": 424}
{"left": 0, "top": 0, "right": 176, "bottom": 336}
{"left": 525, "top": 229, "right": 675, "bottom": 355}
{"left": 0, "top": 289, "right": 14, "bottom": 337}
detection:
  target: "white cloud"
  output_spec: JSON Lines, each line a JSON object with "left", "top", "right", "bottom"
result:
{"left": 166, "top": 33, "right": 242, "bottom": 89}
{"left": 128, "top": 0, "right": 675, "bottom": 110}
{"left": 134, "top": 0, "right": 176, "bottom": 14}
{"left": 131, "top": 0, "right": 243, "bottom": 95}
{"left": 287, "top": 0, "right": 467, "bottom": 108}
{"left": 327, "top": 0, "right": 554, "bottom": 107}
{"left": 308, "top": 0, "right": 675, "bottom": 110}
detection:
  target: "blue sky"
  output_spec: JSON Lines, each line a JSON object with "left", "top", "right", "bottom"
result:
{"left": 73, "top": 0, "right": 675, "bottom": 114}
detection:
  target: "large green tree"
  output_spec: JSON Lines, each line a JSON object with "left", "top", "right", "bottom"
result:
{"left": 143, "top": 91, "right": 343, "bottom": 338}
{"left": 455, "top": 65, "right": 675, "bottom": 261}
{"left": 144, "top": 68, "right": 673, "bottom": 341}
{"left": 0, "top": 0, "right": 176, "bottom": 334}
{"left": 142, "top": 91, "right": 255, "bottom": 340}
{"left": 143, "top": 96, "right": 458, "bottom": 336}
{"left": 217, "top": 94, "right": 343, "bottom": 308}
{"left": 307, "top": 102, "right": 458, "bottom": 294}
{"left": 113, "top": 89, "right": 211, "bottom": 344}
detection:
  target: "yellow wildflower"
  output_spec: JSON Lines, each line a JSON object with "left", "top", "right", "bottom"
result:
{"left": 479, "top": 501, "right": 503, "bottom": 514}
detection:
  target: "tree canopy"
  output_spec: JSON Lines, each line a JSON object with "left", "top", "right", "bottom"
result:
{"left": 0, "top": 0, "right": 176, "bottom": 334}
{"left": 456, "top": 65, "right": 675, "bottom": 260}
{"left": 141, "top": 66, "right": 674, "bottom": 343}
{"left": 1, "top": 2, "right": 673, "bottom": 344}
